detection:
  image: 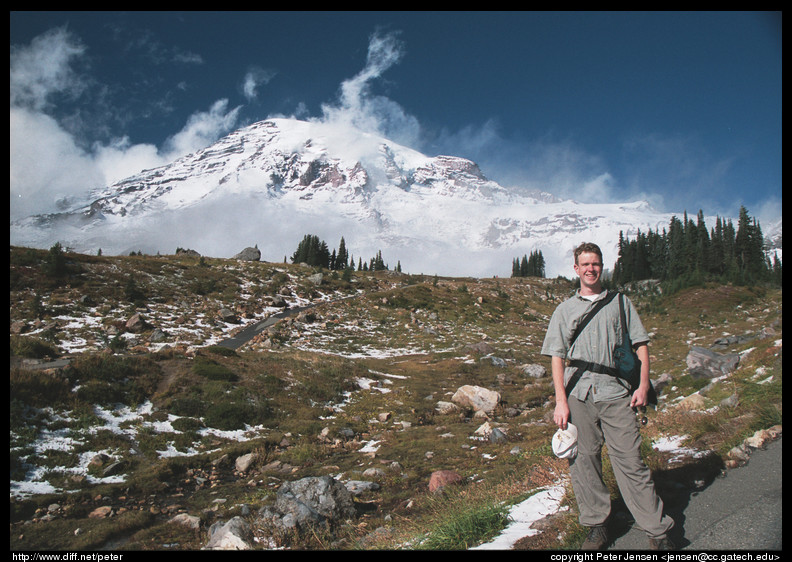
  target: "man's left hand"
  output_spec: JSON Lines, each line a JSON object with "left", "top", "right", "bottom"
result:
{"left": 630, "top": 385, "right": 650, "bottom": 408}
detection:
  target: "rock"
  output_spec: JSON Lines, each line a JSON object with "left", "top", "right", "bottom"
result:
{"left": 232, "top": 247, "right": 261, "bottom": 261}
{"left": 720, "top": 393, "right": 739, "bottom": 408}
{"left": 520, "top": 363, "right": 548, "bottom": 379}
{"left": 744, "top": 428, "right": 773, "bottom": 449}
{"left": 101, "top": 460, "right": 126, "bottom": 477}
{"left": 176, "top": 248, "right": 201, "bottom": 257}
{"left": 428, "top": 470, "right": 463, "bottom": 493}
{"left": 435, "top": 401, "right": 460, "bottom": 415}
{"left": 474, "top": 421, "right": 495, "bottom": 437}
{"left": 125, "top": 312, "right": 149, "bottom": 333}
{"left": 451, "top": 385, "right": 501, "bottom": 414}
{"left": 728, "top": 444, "right": 751, "bottom": 464}
{"left": 267, "top": 476, "right": 357, "bottom": 531}
{"left": 218, "top": 308, "right": 239, "bottom": 324}
{"left": 465, "top": 341, "right": 495, "bottom": 355}
{"left": 677, "top": 393, "right": 708, "bottom": 411}
{"left": 235, "top": 452, "right": 258, "bottom": 473}
{"left": 686, "top": 346, "right": 740, "bottom": 380}
{"left": 362, "top": 467, "right": 386, "bottom": 478}
{"left": 204, "top": 516, "right": 253, "bottom": 550}
{"left": 88, "top": 506, "right": 113, "bottom": 519}
{"left": 652, "top": 372, "right": 673, "bottom": 395}
{"left": 150, "top": 328, "right": 168, "bottom": 342}
{"left": 489, "top": 428, "right": 508, "bottom": 443}
{"left": 344, "top": 480, "right": 380, "bottom": 496}
{"left": 480, "top": 355, "right": 506, "bottom": 367}
{"left": 308, "top": 273, "right": 323, "bottom": 286}
{"left": 170, "top": 513, "right": 201, "bottom": 531}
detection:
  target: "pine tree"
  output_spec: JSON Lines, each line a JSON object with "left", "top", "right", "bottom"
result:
{"left": 613, "top": 206, "right": 778, "bottom": 290}
{"left": 336, "top": 237, "right": 349, "bottom": 271}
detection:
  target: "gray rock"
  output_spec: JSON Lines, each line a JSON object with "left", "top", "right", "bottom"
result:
{"left": 218, "top": 308, "right": 239, "bottom": 324}
{"left": 521, "top": 364, "right": 548, "bottom": 379}
{"left": 686, "top": 346, "right": 740, "bottom": 380}
{"left": 268, "top": 476, "right": 357, "bottom": 531}
{"left": 233, "top": 247, "right": 261, "bottom": 261}
{"left": 344, "top": 480, "right": 380, "bottom": 496}
{"left": 480, "top": 355, "right": 506, "bottom": 367}
{"left": 204, "top": 516, "right": 253, "bottom": 550}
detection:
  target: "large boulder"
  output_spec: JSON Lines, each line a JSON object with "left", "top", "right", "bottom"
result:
{"left": 233, "top": 247, "right": 261, "bottom": 261}
{"left": 258, "top": 476, "right": 357, "bottom": 532}
{"left": 686, "top": 346, "right": 740, "bottom": 380}
{"left": 451, "top": 385, "right": 501, "bottom": 415}
{"left": 205, "top": 516, "right": 253, "bottom": 550}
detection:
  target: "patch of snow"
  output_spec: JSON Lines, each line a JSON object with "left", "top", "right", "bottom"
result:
{"left": 471, "top": 484, "right": 568, "bottom": 550}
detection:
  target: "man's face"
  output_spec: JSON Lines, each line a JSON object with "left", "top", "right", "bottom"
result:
{"left": 574, "top": 251, "right": 603, "bottom": 290}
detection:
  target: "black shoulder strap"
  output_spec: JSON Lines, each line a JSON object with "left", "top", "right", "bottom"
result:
{"left": 569, "top": 290, "right": 618, "bottom": 348}
{"left": 564, "top": 290, "right": 618, "bottom": 397}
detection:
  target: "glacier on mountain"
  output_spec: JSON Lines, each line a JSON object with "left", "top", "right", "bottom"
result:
{"left": 10, "top": 117, "right": 722, "bottom": 278}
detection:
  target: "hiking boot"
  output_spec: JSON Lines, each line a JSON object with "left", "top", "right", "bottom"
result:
{"left": 581, "top": 525, "right": 609, "bottom": 550}
{"left": 648, "top": 536, "right": 676, "bottom": 550}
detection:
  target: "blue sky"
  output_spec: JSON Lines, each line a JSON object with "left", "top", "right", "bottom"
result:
{"left": 10, "top": 11, "right": 782, "bottom": 227}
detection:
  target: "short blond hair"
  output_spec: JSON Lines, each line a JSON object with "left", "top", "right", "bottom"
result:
{"left": 574, "top": 243, "right": 603, "bottom": 265}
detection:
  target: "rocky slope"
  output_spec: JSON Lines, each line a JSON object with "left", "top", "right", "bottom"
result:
{"left": 9, "top": 247, "right": 783, "bottom": 550}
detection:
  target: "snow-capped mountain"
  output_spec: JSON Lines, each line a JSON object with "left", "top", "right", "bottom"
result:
{"left": 9, "top": 117, "right": 743, "bottom": 278}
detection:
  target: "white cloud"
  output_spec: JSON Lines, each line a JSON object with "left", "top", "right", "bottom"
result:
{"left": 10, "top": 107, "right": 104, "bottom": 218}
{"left": 161, "top": 99, "right": 242, "bottom": 157}
{"left": 319, "top": 30, "right": 421, "bottom": 149}
{"left": 241, "top": 66, "right": 276, "bottom": 101}
{"left": 10, "top": 28, "right": 242, "bottom": 220}
{"left": 9, "top": 27, "right": 86, "bottom": 111}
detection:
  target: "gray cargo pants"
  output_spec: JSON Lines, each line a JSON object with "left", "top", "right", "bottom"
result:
{"left": 568, "top": 394, "right": 674, "bottom": 538}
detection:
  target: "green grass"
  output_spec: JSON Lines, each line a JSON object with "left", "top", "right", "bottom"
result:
{"left": 415, "top": 493, "right": 511, "bottom": 549}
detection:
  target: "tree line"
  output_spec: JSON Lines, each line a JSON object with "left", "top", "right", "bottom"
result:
{"left": 612, "top": 206, "right": 781, "bottom": 290}
{"left": 511, "top": 250, "right": 546, "bottom": 278}
{"left": 291, "top": 234, "right": 401, "bottom": 273}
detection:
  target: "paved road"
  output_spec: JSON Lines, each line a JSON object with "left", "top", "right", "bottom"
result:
{"left": 609, "top": 437, "right": 782, "bottom": 551}
{"left": 215, "top": 303, "right": 316, "bottom": 350}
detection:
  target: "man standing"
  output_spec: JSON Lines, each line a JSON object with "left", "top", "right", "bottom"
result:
{"left": 541, "top": 242, "right": 674, "bottom": 550}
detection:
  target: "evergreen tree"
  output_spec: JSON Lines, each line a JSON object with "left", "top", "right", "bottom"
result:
{"left": 291, "top": 234, "right": 331, "bottom": 268}
{"left": 336, "top": 237, "right": 349, "bottom": 271}
{"left": 613, "top": 206, "right": 778, "bottom": 290}
{"left": 510, "top": 250, "right": 546, "bottom": 278}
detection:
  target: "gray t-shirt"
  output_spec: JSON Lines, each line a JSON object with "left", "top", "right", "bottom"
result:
{"left": 541, "top": 290, "right": 649, "bottom": 402}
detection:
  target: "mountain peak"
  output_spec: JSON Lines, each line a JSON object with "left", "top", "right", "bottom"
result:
{"left": 10, "top": 117, "right": 737, "bottom": 278}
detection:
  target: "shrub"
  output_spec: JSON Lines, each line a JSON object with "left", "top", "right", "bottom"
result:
{"left": 10, "top": 335, "right": 59, "bottom": 359}
{"left": 192, "top": 358, "right": 238, "bottom": 381}
{"left": 66, "top": 355, "right": 160, "bottom": 406}
{"left": 168, "top": 396, "right": 205, "bottom": 418}
{"left": 203, "top": 401, "right": 272, "bottom": 431}
{"left": 10, "top": 368, "right": 72, "bottom": 407}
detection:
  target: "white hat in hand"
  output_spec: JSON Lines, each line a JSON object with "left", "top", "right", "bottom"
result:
{"left": 552, "top": 423, "right": 578, "bottom": 459}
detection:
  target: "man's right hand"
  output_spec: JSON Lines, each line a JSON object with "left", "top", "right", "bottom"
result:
{"left": 554, "top": 401, "right": 570, "bottom": 430}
